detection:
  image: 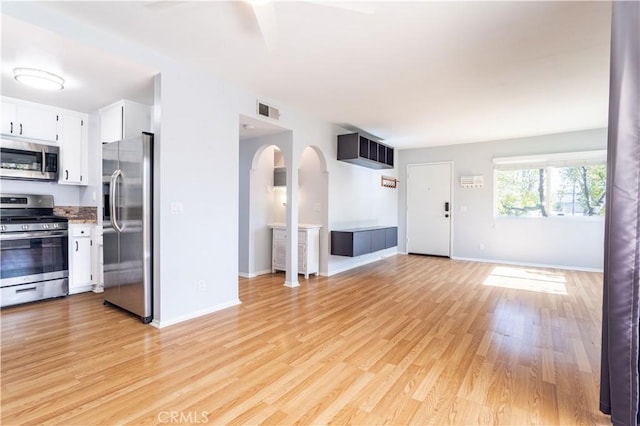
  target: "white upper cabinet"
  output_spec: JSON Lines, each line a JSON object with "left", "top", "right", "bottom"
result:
{"left": 1, "top": 97, "right": 59, "bottom": 142}
{"left": 1, "top": 101, "right": 17, "bottom": 135}
{"left": 58, "top": 114, "right": 88, "bottom": 186}
{"left": 1, "top": 96, "right": 89, "bottom": 186}
{"left": 100, "top": 100, "right": 151, "bottom": 143}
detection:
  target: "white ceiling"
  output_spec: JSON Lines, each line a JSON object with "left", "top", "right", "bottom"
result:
{"left": 1, "top": 1, "right": 611, "bottom": 148}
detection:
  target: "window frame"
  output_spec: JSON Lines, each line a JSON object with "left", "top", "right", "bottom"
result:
{"left": 492, "top": 150, "right": 607, "bottom": 219}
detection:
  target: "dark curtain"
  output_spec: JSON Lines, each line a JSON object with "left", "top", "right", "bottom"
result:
{"left": 600, "top": 1, "right": 640, "bottom": 426}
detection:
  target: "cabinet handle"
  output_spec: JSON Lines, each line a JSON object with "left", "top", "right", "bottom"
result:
{"left": 19, "top": 123, "right": 22, "bottom": 135}
{"left": 75, "top": 241, "right": 79, "bottom": 251}
{"left": 65, "top": 170, "right": 69, "bottom": 180}
{"left": 10, "top": 122, "right": 13, "bottom": 133}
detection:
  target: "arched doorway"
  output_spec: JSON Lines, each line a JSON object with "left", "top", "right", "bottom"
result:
{"left": 298, "top": 146, "right": 329, "bottom": 275}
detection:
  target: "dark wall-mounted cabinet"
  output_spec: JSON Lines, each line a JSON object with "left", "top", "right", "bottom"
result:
{"left": 337, "top": 133, "right": 394, "bottom": 169}
{"left": 331, "top": 226, "right": 398, "bottom": 257}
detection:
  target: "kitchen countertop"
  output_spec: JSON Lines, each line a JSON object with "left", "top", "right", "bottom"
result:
{"left": 54, "top": 206, "right": 98, "bottom": 224}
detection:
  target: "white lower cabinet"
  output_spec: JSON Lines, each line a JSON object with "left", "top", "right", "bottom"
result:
{"left": 69, "top": 224, "right": 94, "bottom": 294}
{"left": 271, "top": 225, "right": 320, "bottom": 279}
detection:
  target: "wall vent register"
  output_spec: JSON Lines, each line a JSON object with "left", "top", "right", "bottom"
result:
{"left": 257, "top": 101, "right": 280, "bottom": 120}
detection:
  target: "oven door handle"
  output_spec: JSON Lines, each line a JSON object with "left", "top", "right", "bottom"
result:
{"left": 110, "top": 169, "right": 124, "bottom": 233}
{"left": 0, "top": 230, "right": 68, "bottom": 241}
{"left": 41, "top": 149, "right": 46, "bottom": 175}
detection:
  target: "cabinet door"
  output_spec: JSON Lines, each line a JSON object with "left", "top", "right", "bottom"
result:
{"left": 273, "top": 239, "right": 286, "bottom": 270}
{"left": 371, "top": 229, "right": 386, "bottom": 252}
{"left": 70, "top": 236, "right": 92, "bottom": 290}
{"left": 122, "top": 101, "right": 151, "bottom": 139}
{"left": 1, "top": 101, "right": 16, "bottom": 135}
{"left": 100, "top": 103, "right": 123, "bottom": 143}
{"left": 16, "top": 104, "right": 58, "bottom": 141}
{"left": 297, "top": 243, "right": 306, "bottom": 273}
{"left": 59, "top": 115, "right": 84, "bottom": 185}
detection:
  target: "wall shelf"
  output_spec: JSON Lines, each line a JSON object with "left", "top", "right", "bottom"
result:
{"left": 337, "top": 133, "right": 394, "bottom": 170}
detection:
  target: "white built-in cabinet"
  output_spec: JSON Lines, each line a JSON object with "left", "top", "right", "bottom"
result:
{"left": 69, "top": 224, "right": 95, "bottom": 294}
{"left": 271, "top": 224, "right": 321, "bottom": 279}
{"left": 1, "top": 96, "right": 89, "bottom": 186}
{"left": 99, "top": 99, "right": 151, "bottom": 143}
{"left": 1, "top": 99, "right": 58, "bottom": 142}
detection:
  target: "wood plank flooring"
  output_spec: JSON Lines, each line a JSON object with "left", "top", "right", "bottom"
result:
{"left": 1, "top": 255, "right": 611, "bottom": 425}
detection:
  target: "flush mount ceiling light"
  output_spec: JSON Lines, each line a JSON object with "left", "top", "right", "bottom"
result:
{"left": 13, "top": 68, "right": 65, "bottom": 91}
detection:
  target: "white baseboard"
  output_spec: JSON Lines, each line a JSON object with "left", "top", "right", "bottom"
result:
{"left": 450, "top": 256, "right": 603, "bottom": 273}
{"left": 150, "top": 299, "right": 242, "bottom": 329}
{"left": 238, "top": 269, "right": 272, "bottom": 278}
{"left": 284, "top": 280, "right": 300, "bottom": 288}
{"left": 69, "top": 285, "right": 94, "bottom": 295}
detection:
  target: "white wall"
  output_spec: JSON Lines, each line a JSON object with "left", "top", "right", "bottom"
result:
{"left": 298, "top": 146, "right": 326, "bottom": 226}
{"left": 398, "top": 128, "right": 607, "bottom": 270}
{"left": 155, "top": 63, "right": 244, "bottom": 325}
{"left": 326, "top": 138, "right": 399, "bottom": 275}
{"left": 0, "top": 178, "right": 81, "bottom": 205}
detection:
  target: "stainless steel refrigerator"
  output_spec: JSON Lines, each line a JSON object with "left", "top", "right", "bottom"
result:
{"left": 102, "top": 133, "right": 153, "bottom": 324}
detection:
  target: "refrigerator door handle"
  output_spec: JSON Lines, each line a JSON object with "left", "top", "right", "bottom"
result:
{"left": 110, "top": 169, "right": 124, "bottom": 233}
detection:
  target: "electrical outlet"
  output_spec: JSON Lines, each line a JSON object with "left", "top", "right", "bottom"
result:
{"left": 479, "top": 243, "right": 485, "bottom": 251}
{"left": 198, "top": 280, "right": 206, "bottom": 291}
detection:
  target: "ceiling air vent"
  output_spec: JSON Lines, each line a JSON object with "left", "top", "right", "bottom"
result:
{"left": 257, "top": 101, "right": 280, "bottom": 120}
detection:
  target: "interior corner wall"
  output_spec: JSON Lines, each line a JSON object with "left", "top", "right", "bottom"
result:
{"left": 326, "top": 128, "right": 400, "bottom": 276}
{"left": 398, "top": 128, "right": 608, "bottom": 270}
{"left": 155, "top": 64, "right": 242, "bottom": 324}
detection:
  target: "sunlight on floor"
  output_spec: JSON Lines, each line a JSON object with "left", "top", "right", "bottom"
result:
{"left": 482, "top": 266, "right": 568, "bottom": 295}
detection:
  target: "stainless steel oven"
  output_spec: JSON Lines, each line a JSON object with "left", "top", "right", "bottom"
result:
{"left": 0, "top": 138, "right": 59, "bottom": 181}
{"left": 0, "top": 194, "right": 69, "bottom": 307}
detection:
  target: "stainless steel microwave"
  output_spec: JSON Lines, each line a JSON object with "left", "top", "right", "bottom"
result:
{"left": 0, "top": 138, "right": 59, "bottom": 181}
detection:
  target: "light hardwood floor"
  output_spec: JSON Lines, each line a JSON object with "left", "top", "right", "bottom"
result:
{"left": 1, "top": 255, "right": 610, "bottom": 425}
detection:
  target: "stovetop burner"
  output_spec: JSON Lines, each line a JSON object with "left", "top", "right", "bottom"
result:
{"left": 0, "top": 194, "right": 69, "bottom": 232}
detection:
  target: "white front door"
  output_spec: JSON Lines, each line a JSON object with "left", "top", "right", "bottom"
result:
{"left": 407, "top": 163, "right": 452, "bottom": 256}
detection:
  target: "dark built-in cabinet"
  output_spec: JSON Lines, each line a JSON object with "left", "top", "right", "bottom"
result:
{"left": 331, "top": 226, "right": 398, "bottom": 257}
{"left": 337, "top": 133, "right": 394, "bottom": 169}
